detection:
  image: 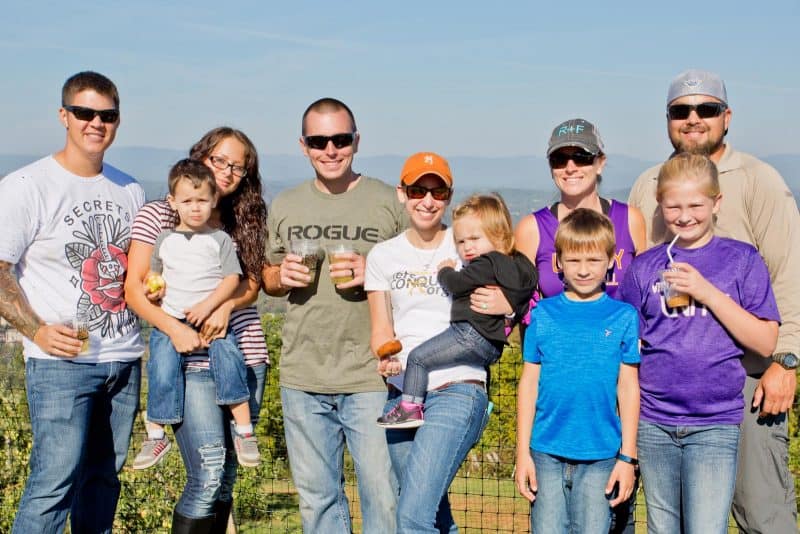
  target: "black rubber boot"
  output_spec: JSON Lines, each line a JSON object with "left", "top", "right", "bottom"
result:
{"left": 171, "top": 510, "right": 215, "bottom": 534}
{"left": 210, "top": 499, "right": 233, "bottom": 534}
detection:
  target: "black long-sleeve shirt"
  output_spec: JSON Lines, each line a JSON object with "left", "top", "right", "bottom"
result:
{"left": 438, "top": 251, "right": 538, "bottom": 345}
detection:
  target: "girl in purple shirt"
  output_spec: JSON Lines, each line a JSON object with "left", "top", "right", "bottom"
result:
{"left": 620, "top": 153, "right": 779, "bottom": 534}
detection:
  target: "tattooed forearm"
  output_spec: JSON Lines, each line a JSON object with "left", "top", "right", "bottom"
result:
{"left": 0, "top": 261, "right": 44, "bottom": 340}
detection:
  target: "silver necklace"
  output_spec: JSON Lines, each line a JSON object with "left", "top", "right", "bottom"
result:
{"left": 408, "top": 230, "right": 447, "bottom": 270}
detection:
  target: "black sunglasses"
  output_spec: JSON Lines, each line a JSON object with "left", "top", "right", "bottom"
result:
{"left": 405, "top": 184, "right": 452, "bottom": 201}
{"left": 548, "top": 150, "right": 597, "bottom": 169}
{"left": 303, "top": 132, "right": 356, "bottom": 150}
{"left": 667, "top": 102, "right": 727, "bottom": 121}
{"left": 63, "top": 105, "right": 119, "bottom": 123}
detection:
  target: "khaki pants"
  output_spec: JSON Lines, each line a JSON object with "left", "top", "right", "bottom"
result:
{"left": 731, "top": 374, "right": 798, "bottom": 534}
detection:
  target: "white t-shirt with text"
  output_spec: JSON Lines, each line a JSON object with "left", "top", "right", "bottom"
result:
{"left": 365, "top": 228, "right": 487, "bottom": 391}
{"left": 0, "top": 156, "right": 145, "bottom": 362}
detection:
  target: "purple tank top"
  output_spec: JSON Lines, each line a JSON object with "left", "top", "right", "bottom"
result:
{"left": 533, "top": 199, "right": 635, "bottom": 299}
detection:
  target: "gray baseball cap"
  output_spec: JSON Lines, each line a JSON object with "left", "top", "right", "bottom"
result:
{"left": 547, "top": 118, "right": 604, "bottom": 156}
{"left": 667, "top": 69, "right": 728, "bottom": 105}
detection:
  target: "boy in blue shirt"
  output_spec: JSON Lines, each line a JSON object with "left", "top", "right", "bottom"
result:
{"left": 515, "top": 208, "right": 640, "bottom": 534}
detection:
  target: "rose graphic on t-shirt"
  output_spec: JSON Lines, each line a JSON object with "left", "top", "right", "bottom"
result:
{"left": 79, "top": 242, "right": 127, "bottom": 313}
{"left": 65, "top": 213, "right": 135, "bottom": 338}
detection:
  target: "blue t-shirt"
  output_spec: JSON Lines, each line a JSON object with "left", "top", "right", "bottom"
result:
{"left": 523, "top": 293, "right": 640, "bottom": 460}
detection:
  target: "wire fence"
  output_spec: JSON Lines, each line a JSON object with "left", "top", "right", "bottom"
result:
{"left": 1, "top": 315, "right": 798, "bottom": 533}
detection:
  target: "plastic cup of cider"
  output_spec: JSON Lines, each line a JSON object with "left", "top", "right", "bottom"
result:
{"left": 73, "top": 313, "right": 90, "bottom": 354}
{"left": 327, "top": 244, "right": 355, "bottom": 284}
{"left": 660, "top": 268, "right": 690, "bottom": 308}
{"left": 289, "top": 239, "right": 321, "bottom": 276}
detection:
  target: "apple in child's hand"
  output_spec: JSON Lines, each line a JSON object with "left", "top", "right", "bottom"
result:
{"left": 145, "top": 273, "right": 166, "bottom": 293}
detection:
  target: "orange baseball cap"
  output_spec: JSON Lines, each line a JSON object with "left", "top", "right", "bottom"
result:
{"left": 400, "top": 152, "right": 453, "bottom": 187}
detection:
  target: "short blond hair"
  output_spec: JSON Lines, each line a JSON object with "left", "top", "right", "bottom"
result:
{"left": 452, "top": 193, "right": 514, "bottom": 254}
{"left": 555, "top": 208, "right": 616, "bottom": 259}
{"left": 656, "top": 152, "right": 720, "bottom": 202}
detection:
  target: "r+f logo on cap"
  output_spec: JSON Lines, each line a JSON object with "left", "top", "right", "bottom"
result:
{"left": 557, "top": 124, "right": 584, "bottom": 136}
{"left": 424, "top": 154, "right": 434, "bottom": 165}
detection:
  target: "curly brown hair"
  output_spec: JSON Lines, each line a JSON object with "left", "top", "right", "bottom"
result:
{"left": 189, "top": 127, "right": 267, "bottom": 280}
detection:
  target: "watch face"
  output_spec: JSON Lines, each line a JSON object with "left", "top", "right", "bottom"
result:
{"left": 785, "top": 354, "right": 800, "bottom": 368}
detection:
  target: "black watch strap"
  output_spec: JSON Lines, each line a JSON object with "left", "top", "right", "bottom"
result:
{"left": 616, "top": 452, "right": 639, "bottom": 466}
{"left": 772, "top": 352, "right": 799, "bottom": 370}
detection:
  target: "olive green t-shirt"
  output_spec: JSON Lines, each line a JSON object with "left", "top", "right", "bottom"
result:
{"left": 267, "top": 176, "right": 406, "bottom": 393}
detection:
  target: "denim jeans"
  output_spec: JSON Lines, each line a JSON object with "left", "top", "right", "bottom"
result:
{"left": 172, "top": 363, "right": 266, "bottom": 519}
{"left": 147, "top": 326, "right": 250, "bottom": 424}
{"left": 385, "top": 382, "right": 490, "bottom": 534}
{"left": 638, "top": 421, "right": 739, "bottom": 534}
{"left": 529, "top": 451, "right": 615, "bottom": 534}
{"left": 403, "top": 321, "right": 501, "bottom": 403}
{"left": 13, "top": 358, "right": 141, "bottom": 534}
{"left": 281, "top": 387, "right": 397, "bottom": 534}
{"left": 608, "top": 469, "right": 638, "bottom": 534}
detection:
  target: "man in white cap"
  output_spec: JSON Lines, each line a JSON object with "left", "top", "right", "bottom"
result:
{"left": 629, "top": 69, "right": 799, "bottom": 533}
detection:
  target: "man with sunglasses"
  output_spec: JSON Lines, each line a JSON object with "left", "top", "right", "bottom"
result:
{"left": 629, "top": 69, "right": 800, "bottom": 533}
{"left": 263, "top": 97, "right": 405, "bottom": 533}
{"left": 0, "top": 71, "right": 144, "bottom": 533}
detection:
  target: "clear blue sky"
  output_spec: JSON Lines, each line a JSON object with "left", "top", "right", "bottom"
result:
{"left": 1, "top": 1, "right": 798, "bottom": 161}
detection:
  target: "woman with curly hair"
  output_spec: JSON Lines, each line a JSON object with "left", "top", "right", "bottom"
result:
{"left": 124, "top": 127, "right": 269, "bottom": 532}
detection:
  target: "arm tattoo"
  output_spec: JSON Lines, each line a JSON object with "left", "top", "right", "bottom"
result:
{"left": 0, "top": 261, "right": 43, "bottom": 340}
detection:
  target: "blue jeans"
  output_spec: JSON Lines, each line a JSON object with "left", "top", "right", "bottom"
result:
{"left": 281, "top": 387, "right": 397, "bottom": 534}
{"left": 608, "top": 470, "right": 638, "bottom": 534}
{"left": 403, "top": 321, "right": 501, "bottom": 403}
{"left": 386, "top": 382, "right": 490, "bottom": 534}
{"left": 638, "top": 421, "right": 739, "bottom": 534}
{"left": 529, "top": 451, "right": 615, "bottom": 534}
{"left": 173, "top": 363, "right": 266, "bottom": 518}
{"left": 147, "top": 326, "right": 250, "bottom": 424}
{"left": 13, "top": 358, "right": 141, "bottom": 534}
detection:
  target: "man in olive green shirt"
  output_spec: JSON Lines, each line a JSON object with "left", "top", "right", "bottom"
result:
{"left": 629, "top": 69, "right": 799, "bottom": 533}
{"left": 263, "top": 98, "right": 405, "bottom": 534}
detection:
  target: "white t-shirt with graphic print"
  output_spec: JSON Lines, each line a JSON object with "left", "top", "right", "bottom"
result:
{"left": 365, "top": 228, "right": 487, "bottom": 391}
{"left": 0, "top": 156, "right": 145, "bottom": 363}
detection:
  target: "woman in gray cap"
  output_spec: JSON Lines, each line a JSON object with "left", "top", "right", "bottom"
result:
{"left": 516, "top": 118, "right": 646, "bottom": 301}
{"left": 513, "top": 118, "right": 646, "bottom": 534}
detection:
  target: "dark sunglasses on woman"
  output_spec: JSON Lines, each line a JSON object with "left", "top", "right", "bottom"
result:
{"left": 405, "top": 185, "right": 452, "bottom": 201}
{"left": 548, "top": 150, "right": 597, "bottom": 169}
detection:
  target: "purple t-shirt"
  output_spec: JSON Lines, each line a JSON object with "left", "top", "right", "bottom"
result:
{"left": 620, "top": 236, "right": 780, "bottom": 425}
{"left": 533, "top": 199, "right": 635, "bottom": 298}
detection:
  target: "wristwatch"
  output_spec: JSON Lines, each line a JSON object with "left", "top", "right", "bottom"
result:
{"left": 772, "top": 352, "right": 800, "bottom": 370}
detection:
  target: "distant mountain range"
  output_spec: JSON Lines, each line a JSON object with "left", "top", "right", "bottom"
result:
{"left": 2, "top": 148, "right": 798, "bottom": 222}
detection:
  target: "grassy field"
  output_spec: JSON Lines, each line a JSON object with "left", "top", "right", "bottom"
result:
{"left": 234, "top": 475, "right": 758, "bottom": 533}
{"left": 2, "top": 316, "right": 798, "bottom": 532}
